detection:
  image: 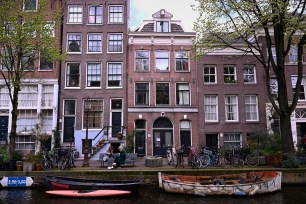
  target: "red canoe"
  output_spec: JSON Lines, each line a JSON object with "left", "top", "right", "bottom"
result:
{"left": 46, "top": 189, "right": 131, "bottom": 197}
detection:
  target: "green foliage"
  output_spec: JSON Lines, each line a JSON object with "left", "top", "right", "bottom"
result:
{"left": 125, "top": 130, "right": 136, "bottom": 153}
{"left": 0, "top": 147, "right": 10, "bottom": 163}
{"left": 26, "top": 153, "right": 43, "bottom": 163}
{"left": 282, "top": 153, "right": 300, "bottom": 168}
{"left": 11, "top": 151, "right": 23, "bottom": 161}
{"left": 53, "top": 129, "right": 61, "bottom": 149}
{"left": 247, "top": 131, "right": 282, "bottom": 155}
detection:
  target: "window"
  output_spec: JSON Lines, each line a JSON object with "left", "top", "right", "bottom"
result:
{"left": 271, "top": 47, "right": 277, "bottom": 63}
{"left": 107, "top": 62, "right": 122, "bottom": 87}
{"left": 109, "top": 5, "right": 123, "bottom": 23}
{"left": 67, "top": 34, "right": 81, "bottom": 53}
{"left": 24, "top": 0, "right": 37, "bottom": 11}
{"left": 224, "top": 65, "right": 237, "bottom": 83}
{"left": 204, "top": 65, "right": 216, "bottom": 84}
{"left": 176, "top": 83, "right": 190, "bottom": 105}
{"left": 204, "top": 95, "right": 218, "bottom": 121}
{"left": 40, "top": 110, "right": 53, "bottom": 131}
{"left": 225, "top": 95, "right": 238, "bottom": 121}
{"left": 17, "top": 109, "right": 37, "bottom": 132}
{"left": 88, "top": 5, "right": 103, "bottom": 24}
{"left": 42, "top": 85, "right": 54, "bottom": 107}
{"left": 135, "top": 83, "right": 149, "bottom": 105}
{"left": 245, "top": 95, "right": 259, "bottom": 121}
{"left": 223, "top": 133, "right": 241, "bottom": 147}
{"left": 0, "top": 86, "right": 10, "bottom": 108}
{"left": 4, "top": 22, "right": 16, "bottom": 36}
{"left": 108, "top": 33, "right": 123, "bottom": 52}
{"left": 155, "top": 51, "right": 169, "bottom": 71}
{"left": 175, "top": 51, "right": 189, "bottom": 71}
{"left": 21, "top": 51, "right": 35, "bottom": 71}
{"left": 135, "top": 51, "right": 149, "bottom": 71}
{"left": 156, "top": 83, "right": 169, "bottom": 105}
{"left": 66, "top": 63, "right": 80, "bottom": 87}
{"left": 16, "top": 135, "right": 35, "bottom": 151}
{"left": 288, "top": 47, "right": 298, "bottom": 63}
{"left": 18, "top": 85, "right": 38, "bottom": 107}
{"left": 88, "top": 34, "right": 102, "bottom": 53}
{"left": 243, "top": 65, "right": 256, "bottom": 83}
{"left": 292, "top": 76, "right": 305, "bottom": 100}
{"left": 44, "top": 22, "right": 55, "bottom": 37}
{"left": 64, "top": 100, "right": 76, "bottom": 115}
{"left": 87, "top": 63, "right": 101, "bottom": 87}
{"left": 270, "top": 77, "right": 278, "bottom": 96}
{"left": 156, "top": 21, "right": 169, "bottom": 32}
{"left": 39, "top": 50, "right": 53, "bottom": 70}
{"left": 68, "top": 6, "right": 83, "bottom": 23}
{"left": 83, "top": 100, "right": 103, "bottom": 129}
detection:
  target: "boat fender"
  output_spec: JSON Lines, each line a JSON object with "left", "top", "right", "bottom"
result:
{"left": 233, "top": 191, "right": 247, "bottom": 196}
{"left": 249, "top": 186, "right": 259, "bottom": 196}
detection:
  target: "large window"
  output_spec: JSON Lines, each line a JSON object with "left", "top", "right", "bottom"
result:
{"left": 270, "top": 77, "right": 278, "bottom": 97}
{"left": 87, "top": 63, "right": 101, "bottom": 87}
{"left": 155, "top": 51, "right": 169, "bottom": 71}
{"left": 42, "top": 85, "right": 54, "bottom": 107}
{"left": 0, "top": 86, "right": 9, "bottom": 108}
{"left": 67, "top": 34, "right": 82, "bottom": 53}
{"left": 292, "top": 76, "right": 305, "bottom": 100}
{"left": 40, "top": 110, "right": 53, "bottom": 132}
{"left": 224, "top": 65, "right": 237, "bottom": 84}
{"left": 107, "top": 63, "right": 122, "bottom": 87}
{"left": 135, "top": 51, "right": 149, "bottom": 71}
{"left": 22, "top": 51, "right": 35, "bottom": 71}
{"left": 204, "top": 95, "right": 218, "bottom": 121}
{"left": 88, "top": 34, "right": 102, "bottom": 53}
{"left": 176, "top": 83, "right": 190, "bottom": 105}
{"left": 17, "top": 109, "right": 37, "bottom": 132}
{"left": 156, "top": 83, "right": 169, "bottom": 105}
{"left": 135, "top": 83, "right": 149, "bottom": 105}
{"left": 245, "top": 95, "right": 259, "bottom": 121}
{"left": 83, "top": 100, "right": 103, "bottom": 129}
{"left": 39, "top": 50, "right": 53, "bottom": 70}
{"left": 243, "top": 65, "right": 256, "bottom": 83}
{"left": 223, "top": 133, "right": 241, "bottom": 147}
{"left": 16, "top": 135, "right": 35, "bottom": 151}
{"left": 108, "top": 33, "right": 123, "bottom": 52}
{"left": 225, "top": 95, "right": 238, "bottom": 121}
{"left": 88, "top": 5, "right": 103, "bottom": 24}
{"left": 64, "top": 100, "right": 76, "bottom": 115}
{"left": 24, "top": 0, "right": 37, "bottom": 11}
{"left": 68, "top": 6, "right": 83, "bottom": 23}
{"left": 66, "top": 63, "right": 80, "bottom": 87}
{"left": 156, "top": 21, "right": 169, "bottom": 32}
{"left": 288, "top": 47, "right": 298, "bottom": 63}
{"left": 204, "top": 65, "right": 217, "bottom": 84}
{"left": 175, "top": 51, "right": 189, "bottom": 71}
{"left": 18, "top": 85, "right": 38, "bottom": 107}
{"left": 109, "top": 5, "right": 123, "bottom": 23}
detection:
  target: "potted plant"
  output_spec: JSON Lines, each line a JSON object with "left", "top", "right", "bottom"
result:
{"left": 27, "top": 153, "right": 43, "bottom": 171}
{"left": 117, "top": 132, "right": 123, "bottom": 140}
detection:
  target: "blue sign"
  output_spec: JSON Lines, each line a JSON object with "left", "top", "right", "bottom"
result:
{"left": 7, "top": 177, "right": 27, "bottom": 187}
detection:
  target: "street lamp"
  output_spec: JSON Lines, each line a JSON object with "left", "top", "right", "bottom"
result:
{"left": 82, "top": 96, "right": 91, "bottom": 167}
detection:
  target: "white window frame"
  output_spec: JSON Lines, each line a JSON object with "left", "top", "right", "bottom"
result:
{"left": 155, "top": 51, "right": 169, "bottom": 71}
{"left": 24, "top": 0, "right": 37, "bottom": 11}
{"left": 42, "top": 85, "right": 54, "bottom": 107}
{"left": 224, "top": 65, "right": 237, "bottom": 84}
{"left": 204, "top": 95, "right": 218, "bottom": 122}
{"left": 88, "top": 5, "right": 103, "bottom": 24}
{"left": 291, "top": 76, "right": 306, "bottom": 100}
{"left": 87, "top": 33, "right": 102, "bottom": 53}
{"left": 67, "top": 33, "right": 82, "bottom": 53}
{"left": 39, "top": 50, "right": 53, "bottom": 71}
{"left": 67, "top": 5, "right": 83, "bottom": 24}
{"left": 18, "top": 85, "right": 38, "bottom": 108}
{"left": 135, "top": 82, "right": 150, "bottom": 105}
{"left": 223, "top": 133, "right": 241, "bottom": 148}
{"left": 245, "top": 95, "right": 259, "bottom": 121}
{"left": 176, "top": 83, "right": 190, "bottom": 106}
{"left": 107, "top": 33, "right": 123, "bottom": 53}
{"left": 66, "top": 62, "right": 80, "bottom": 88}
{"left": 135, "top": 50, "right": 149, "bottom": 71}
{"left": 243, "top": 64, "right": 256, "bottom": 84}
{"left": 108, "top": 5, "right": 124, "bottom": 23}
{"left": 156, "top": 82, "right": 170, "bottom": 105}
{"left": 82, "top": 99, "right": 103, "bottom": 130}
{"left": 156, "top": 21, "right": 169, "bottom": 32}
{"left": 86, "top": 63, "right": 102, "bottom": 88}
{"left": 175, "top": 51, "right": 189, "bottom": 72}
{"left": 107, "top": 62, "right": 122, "bottom": 88}
{"left": 16, "top": 109, "right": 37, "bottom": 132}
{"left": 0, "top": 86, "right": 10, "bottom": 108}
{"left": 225, "top": 95, "right": 238, "bottom": 121}
{"left": 204, "top": 65, "right": 217, "bottom": 84}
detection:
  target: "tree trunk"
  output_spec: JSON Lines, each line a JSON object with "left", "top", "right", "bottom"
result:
{"left": 9, "top": 86, "right": 19, "bottom": 158}
{"left": 279, "top": 113, "right": 295, "bottom": 153}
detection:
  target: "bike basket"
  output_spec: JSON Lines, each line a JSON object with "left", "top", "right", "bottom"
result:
{"left": 203, "top": 149, "right": 212, "bottom": 154}
{"left": 58, "top": 149, "right": 69, "bottom": 155}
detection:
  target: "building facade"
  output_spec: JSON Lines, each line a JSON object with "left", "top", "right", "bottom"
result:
{"left": 59, "top": 0, "right": 129, "bottom": 158}
{"left": 127, "top": 9, "right": 198, "bottom": 156}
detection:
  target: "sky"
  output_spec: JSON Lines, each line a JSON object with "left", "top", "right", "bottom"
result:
{"left": 130, "top": 0, "right": 198, "bottom": 32}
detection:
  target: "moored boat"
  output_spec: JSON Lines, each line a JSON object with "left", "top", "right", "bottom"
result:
{"left": 158, "top": 171, "right": 281, "bottom": 196}
{"left": 46, "top": 189, "right": 131, "bottom": 197}
{"left": 44, "top": 176, "right": 142, "bottom": 193}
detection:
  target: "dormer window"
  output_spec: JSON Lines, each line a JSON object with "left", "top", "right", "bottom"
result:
{"left": 156, "top": 21, "right": 169, "bottom": 32}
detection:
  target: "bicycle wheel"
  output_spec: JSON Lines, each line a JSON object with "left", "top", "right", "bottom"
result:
{"left": 175, "top": 154, "right": 184, "bottom": 168}
{"left": 41, "top": 159, "right": 52, "bottom": 170}
{"left": 199, "top": 154, "right": 210, "bottom": 168}
{"left": 246, "top": 153, "right": 259, "bottom": 166}
{"left": 58, "top": 155, "right": 69, "bottom": 170}
{"left": 231, "top": 154, "right": 240, "bottom": 167}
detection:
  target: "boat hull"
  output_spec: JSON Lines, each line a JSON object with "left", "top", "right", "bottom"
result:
{"left": 44, "top": 176, "right": 141, "bottom": 193}
{"left": 158, "top": 171, "right": 282, "bottom": 197}
{"left": 46, "top": 190, "right": 131, "bottom": 197}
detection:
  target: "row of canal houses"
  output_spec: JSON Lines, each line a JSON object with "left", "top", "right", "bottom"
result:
{"left": 0, "top": 0, "right": 305, "bottom": 159}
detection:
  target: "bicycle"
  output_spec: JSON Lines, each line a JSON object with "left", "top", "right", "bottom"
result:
{"left": 187, "top": 145, "right": 200, "bottom": 169}
{"left": 224, "top": 146, "right": 245, "bottom": 167}
{"left": 40, "top": 148, "right": 60, "bottom": 170}
{"left": 175, "top": 146, "right": 184, "bottom": 168}
{"left": 246, "top": 137, "right": 260, "bottom": 166}
{"left": 165, "top": 146, "right": 176, "bottom": 166}
{"left": 58, "top": 148, "right": 75, "bottom": 170}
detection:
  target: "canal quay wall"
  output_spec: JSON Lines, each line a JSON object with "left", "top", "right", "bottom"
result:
{"left": 1, "top": 158, "right": 306, "bottom": 186}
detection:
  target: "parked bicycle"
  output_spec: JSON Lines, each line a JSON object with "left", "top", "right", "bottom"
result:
{"left": 187, "top": 145, "right": 200, "bottom": 169}
{"left": 197, "top": 146, "right": 222, "bottom": 168}
{"left": 224, "top": 146, "right": 245, "bottom": 167}
{"left": 165, "top": 146, "right": 175, "bottom": 166}
{"left": 40, "top": 148, "right": 60, "bottom": 170}
{"left": 58, "top": 148, "right": 76, "bottom": 170}
{"left": 246, "top": 137, "right": 260, "bottom": 166}
{"left": 175, "top": 146, "right": 184, "bottom": 168}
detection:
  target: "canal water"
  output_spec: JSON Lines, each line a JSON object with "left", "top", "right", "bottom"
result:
{"left": 0, "top": 184, "right": 305, "bottom": 204}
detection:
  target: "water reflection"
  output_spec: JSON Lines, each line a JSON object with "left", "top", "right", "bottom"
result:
{"left": 0, "top": 184, "right": 305, "bottom": 204}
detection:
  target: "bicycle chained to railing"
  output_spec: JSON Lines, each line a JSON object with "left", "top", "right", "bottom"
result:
{"left": 175, "top": 146, "right": 185, "bottom": 168}
{"left": 164, "top": 145, "right": 185, "bottom": 168}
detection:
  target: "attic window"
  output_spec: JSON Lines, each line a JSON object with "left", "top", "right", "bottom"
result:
{"left": 156, "top": 21, "right": 169, "bottom": 32}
